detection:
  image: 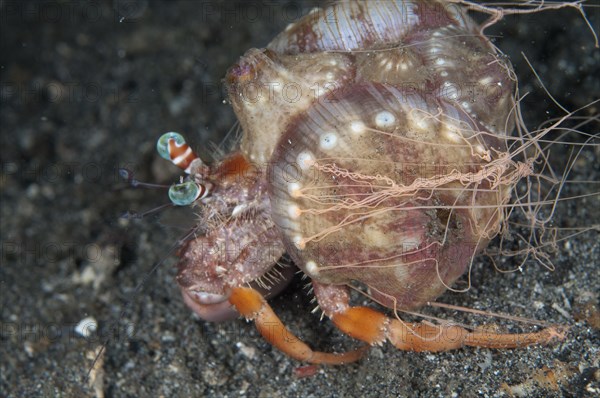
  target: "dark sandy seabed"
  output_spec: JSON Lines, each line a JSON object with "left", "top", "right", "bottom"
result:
{"left": 1, "top": 1, "right": 598, "bottom": 397}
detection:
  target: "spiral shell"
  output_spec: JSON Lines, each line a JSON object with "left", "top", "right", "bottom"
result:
{"left": 224, "top": 0, "right": 516, "bottom": 310}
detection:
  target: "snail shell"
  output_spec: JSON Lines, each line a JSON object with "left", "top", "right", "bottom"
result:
{"left": 225, "top": 0, "right": 516, "bottom": 311}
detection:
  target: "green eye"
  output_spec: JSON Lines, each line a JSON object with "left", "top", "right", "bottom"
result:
{"left": 168, "top": 181, "right": 204, "bottom": 206}
{"left": 157, "top": 132, "right": 186, "bottom": 161}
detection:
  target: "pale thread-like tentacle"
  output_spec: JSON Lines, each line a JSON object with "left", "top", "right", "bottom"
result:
{"left": 314, "top": 282, "right": 567, "bottom": 353}
{"left": 228, "top": 287, "right": 366, "bottom": 364}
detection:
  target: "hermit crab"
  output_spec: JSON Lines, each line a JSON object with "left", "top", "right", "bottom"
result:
{"left": 156, "top": 0, "right": 576, "bottom": 364}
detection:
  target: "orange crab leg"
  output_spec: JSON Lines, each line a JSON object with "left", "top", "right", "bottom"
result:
{"left": 228, "top": 287, "right": 366, "bottom": 364}
{"left": 315, "top": 283, "right": 567, "bottom": 353}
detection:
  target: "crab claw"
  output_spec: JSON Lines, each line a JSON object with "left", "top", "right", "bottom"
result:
{"left": 181, "top": 290, "right": 238, "bottom": 322}
{"left": 179, "top": 261, "right": 298, "bottom": 323}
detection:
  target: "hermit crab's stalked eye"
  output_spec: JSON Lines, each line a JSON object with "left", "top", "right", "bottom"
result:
{"left": 168, "top": 181, "right": 209, "bottom": 206}
{"left": 156, "top": 132, "right": 212, "bottom": 206}
{"left": 157, "top": 132, "right": 199, "bottom": 174}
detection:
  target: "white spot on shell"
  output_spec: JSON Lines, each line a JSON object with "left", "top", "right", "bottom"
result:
{"left": 350, "top": 120, "right": 366, "bottom": 134}
{"left": 297, "top": 151, "right": 315, "bottom": 170}
{"left": 479, "top": 76, "right": 492, "bottom": 85}
{"left": 443, "top": 82, "right": 459, "bottom": 100}
{"left": 320, "top": 132, "right": 338, "bottom": 150}
{"left": 305, "top": 260, "right": 319, "bottom": 276}
{"left": 288, "top": 182, "right": 301, "bottom": 197}
{"left": 313, "top": 86, "right": 327, "bottom": 97}
{"left": 409, "top": 112, "right": 433, "bottom": 131}
{"left": 293, "top": 235, "right": 306, "bottom": 250}
{"left": 330, "top": 60, "right": 338, "bottom": 66}
{"left": 326, "top": 72, "right": 334, "bottom": 80}
{"left": 436, "top": 58, "right": 445, "bottom": 66}
{"left": 440, "top": 71, "right": 448, "bottom": 77}
{"left": 444, "top": 128, "right": 462, "bottom": 143}
{"left": 375, "top": 111, "right": 396, "bottom": 128}
{"left": 288, "top": 205, "right": 301, "bottom": 219}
